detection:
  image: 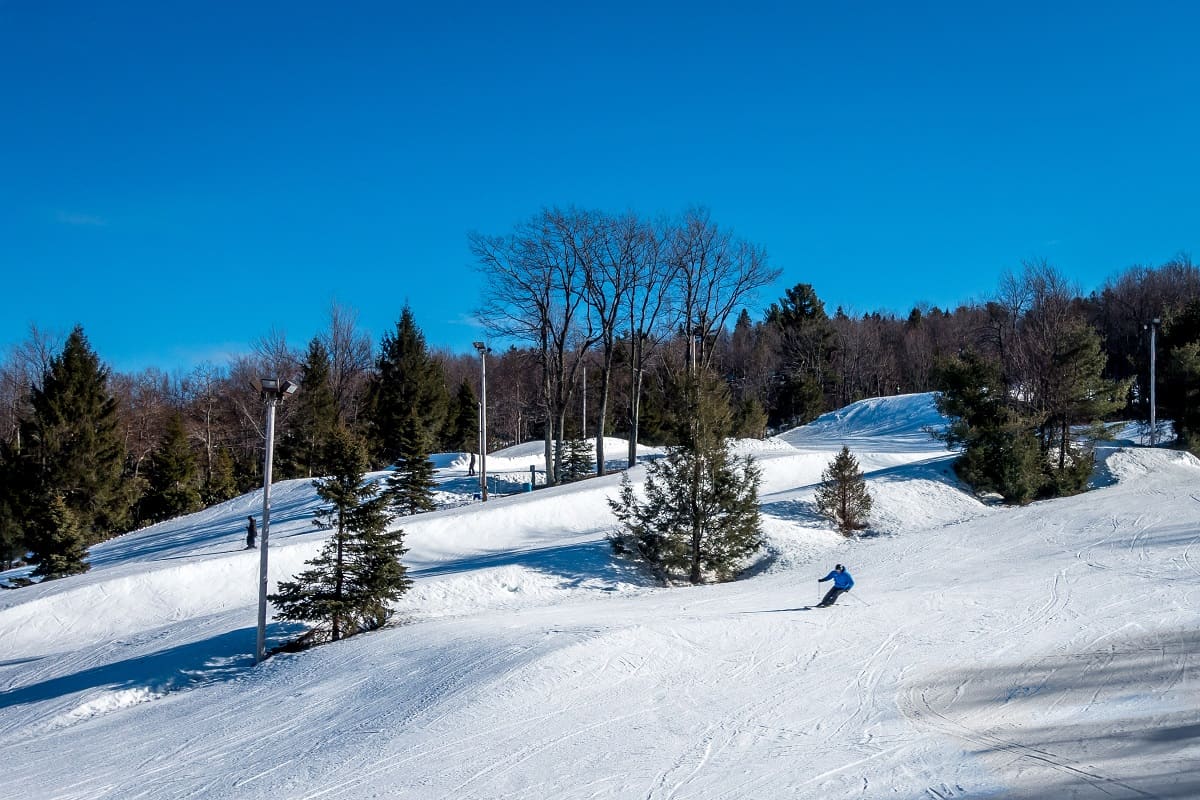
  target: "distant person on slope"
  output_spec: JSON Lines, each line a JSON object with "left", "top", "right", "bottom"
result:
{"left": 245, "top": 516, "right": 257, "bottom": 549}
{"left": 816, "top": 564, "right": 853, "bottom": 607}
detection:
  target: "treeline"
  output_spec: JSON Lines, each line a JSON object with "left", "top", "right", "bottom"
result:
{"left": 1, "top": 201, "right": 1197, "bottom": 575}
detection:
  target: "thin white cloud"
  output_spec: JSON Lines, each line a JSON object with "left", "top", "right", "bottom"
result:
{"left": 448, "top": 313, "right": 485, "bottom": 329}
{"left": 56, "top": 211, "right": 107, "bottom": 227}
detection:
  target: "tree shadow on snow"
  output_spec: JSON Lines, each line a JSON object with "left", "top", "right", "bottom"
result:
{"left": 89, "top": 490, "right": 319, "bottom": 568}
{"left": 410, "top": 540, "right": 653, "bottom": 589}
{"left": 902, "top": 626, "right": 1200, "bottom": 799}
{"left": 0, "top": 623, "right": 306, "bottom": 711}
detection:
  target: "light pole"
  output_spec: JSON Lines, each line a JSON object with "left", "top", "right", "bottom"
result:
{"left": 1146, "top": 318, "right": 1160, "bottom": 446}
{"left": 473, "top": 342, "right": 489, "bottom": 501}
{"left": 253, "top": 376, "right": 297, "bottom": 664}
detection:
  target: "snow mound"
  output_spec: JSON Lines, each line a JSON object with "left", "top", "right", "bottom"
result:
{"left": 778, "top": 392, "right": 947, "bottom": 452}
{"left": 1104, "top": 446, "right": 1200, "bottom": 483}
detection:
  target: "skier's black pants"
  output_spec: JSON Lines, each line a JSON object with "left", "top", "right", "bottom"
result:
{"left": 819, "top": 586, "right": 846, "bottom": 607}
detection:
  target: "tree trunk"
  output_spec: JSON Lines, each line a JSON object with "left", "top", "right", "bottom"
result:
{"left": 595, "top": 360, "right": 612, "bottom": 476}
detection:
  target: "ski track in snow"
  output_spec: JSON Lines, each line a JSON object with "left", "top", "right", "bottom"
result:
{"left": 2, "top": 393, "right": 1200, "bottom": 798}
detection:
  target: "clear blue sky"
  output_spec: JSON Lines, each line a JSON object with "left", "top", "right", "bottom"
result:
{"left": 2, "top": 1, "right": 1197, "bottom": 372}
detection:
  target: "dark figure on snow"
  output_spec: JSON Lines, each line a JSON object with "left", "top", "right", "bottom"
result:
{"left": 246, "top": 516, "right": 257, "bottom": 549}
{"left": 817, "top": 564, "right": 853, "bottom": 607}
{"left": 468, "top": 451, "right": 476, "bottom": 477}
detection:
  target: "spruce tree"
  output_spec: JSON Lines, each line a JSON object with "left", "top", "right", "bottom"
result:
{"left": 936, "top": 352, "right": 1044, "bottom": 504}
{"left": 1037, "top": 318, "right": 1126, "bottom": 495}
{"left": 386, "top": 410, "right": 437, "bottom": 516}
{"left": 368, "top": 307, "right": 448, "bottom": 466}
{"left": 441, "top": 379, "right": 479, "bottom": 452}
{"left": 144, "top": 412, "right": 202, "bottom": 522}
{"left": 0, "top": 445, "right": 28, "bottom": 569}
{"left": 278, "top": 338, "right": 339, "bottom": 479}
{"left": 21, "top": 326, "right": 127, "bottom": 545}
{"left": 270, "top": 427, "right": 411, "bottom": 643}
{"left": 203, "top": 446, "right": 239, "bottom": 505}
{"left": 815, "top": 446, "right": 873, "bottom": 534}
{"left": 28, "top": 492, "right": 89, "bottom": 579}
{"left": 560, "top": 438, "right": 593, "bottom": 482}
{"left": 610, "top": 369, "right": 762, "bottom": 584}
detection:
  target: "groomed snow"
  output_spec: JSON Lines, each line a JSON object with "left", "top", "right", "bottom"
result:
{"left": 2, "top": 393, "right": 1198, "bottom": 798}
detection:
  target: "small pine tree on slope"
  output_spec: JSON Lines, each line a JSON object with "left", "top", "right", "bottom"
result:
{"left": 270, "top": 427, "right": 411, "bottom": 643}
{"left": 610, "top": 369, "right": 762, "bottom": 584}
{"left": 815, "top": 445, "right": 872, "bottom": 534}
{"left": 560, "top": 438, "right": 593, "bottom": 483}
{"left": 29, "top": 492, "right": 90, "bottom": 579}
{"left": 386, "top": 410, "right": 437, "bottom": 516}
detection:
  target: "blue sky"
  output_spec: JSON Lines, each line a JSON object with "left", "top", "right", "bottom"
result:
{"left": 2, "top": 1, "right": 1197, "bottom": 372}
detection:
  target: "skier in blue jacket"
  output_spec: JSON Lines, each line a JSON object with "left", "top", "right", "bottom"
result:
{"left": 816, "top": 564, "right": 853, "bottom": 607}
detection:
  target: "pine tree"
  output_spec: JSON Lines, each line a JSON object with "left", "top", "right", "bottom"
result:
{"left": 270, "top": 427, "right": 411, "bottom": 643}
{"left": 144, "top": 412, "right": 202, "bottom": 522}
{"left": 21, "top": 326, "right": 128, "bottom": 545}
{"left": 560, "top": 438, "right": 593, "bottom": 482}
{"left": 0, "top": 444, "right": 28, "bottom": 569}
{"left": 203, "top": 446, "right": 239, "bottom": 505}
{"left": 386, "top": 410, "right": 437, "bottom": 516}
{"left": 278, "top": 338, "right": 339, "bottom": 479}
{"left": 936, "top": 351, "right": 1045, "bottom": 504}
{"left": 610, "top": 369, "right": 762, "bottom": 584}
{"left": 441, "top": 379, "right": 479, "bottom": 452}
{"left": 815, "top": 446, "right": 873, "bottom": 534}
{"left": 368, "top": 307, "right": 449, "bottom": 466}
{"left": 28, "top": 492, "right": 89, "bottom": 579}
{"left": 1037, "top": 318, "right": 1127, "bottom": 495}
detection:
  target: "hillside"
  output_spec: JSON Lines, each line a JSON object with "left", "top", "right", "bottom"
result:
{"left": 1, "top": 393, "right": 1197, "bottom": 799}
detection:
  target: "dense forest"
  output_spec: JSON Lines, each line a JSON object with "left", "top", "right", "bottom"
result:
{"left": 1, "top": 206, "right": 1197, "bottom": 576}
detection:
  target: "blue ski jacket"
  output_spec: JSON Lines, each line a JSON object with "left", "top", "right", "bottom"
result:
{"left": 820, "top": 570, "right": 854, "bottom": 590}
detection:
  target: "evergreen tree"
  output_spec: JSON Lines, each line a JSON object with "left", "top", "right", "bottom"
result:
{"left": 731, "top": 396, "right": 768, "bottom": 439}
{"left": 0, "top": 445, "right": 28, "bottom": 569}
{"left": 270, "top": 427, "right": 411, "bottom": 643}
{"left": 1160, "top": 300, "right": 1200, "bottom": 451}
{"left": 935, "top": 352, "right": 1044, "bottom": 504}
{"left": 560, "top": 438, "right": 593, "bottom": 482}
{"left": 815, "top": 446, "right": 873, "bottom": 534}
{"left": 203, "top": 446, "right": 239, "bottom": 505}
{"left": 368, "top": 307, "right": 448, "bottom": 466}
{"left": 28, "top": 492, "right": 89, "bottom": 579}
{"left": 278, "top": 338, "right": 339, "bottom": 479}
{"left": 766, "top": 282, "right": 832, "bottom": 428}
{"left": 20, "top": 326, "right": 128, "bottom": 545}
{"left": 144, "top": 412, "right": 202, "bottom": 522}
{"left": 610, "top": 369, "right": 762, "bottom": 584}
{"left": 1035, "top": 318, "right": 1126, "bottom": 495}
{"left": 386, "top": 410, "right": 437, "bottom": 516}
{"left": 441, "top": 379, "right": 479, "bottom": 452}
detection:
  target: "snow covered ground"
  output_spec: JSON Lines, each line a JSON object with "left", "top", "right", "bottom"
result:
{"left": 2, "top": 393, "right": 1197, "bottom": 799}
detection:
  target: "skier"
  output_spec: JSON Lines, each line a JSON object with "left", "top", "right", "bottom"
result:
{"left": 816, "top": 564, "right": 853, "bottom": 607}
{"left": 245, "top": 516, "right": 257, "bottom": 549}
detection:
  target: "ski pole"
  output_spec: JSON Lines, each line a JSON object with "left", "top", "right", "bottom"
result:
{"left": 847, "top": 591, "right": 871, "bottom": 607}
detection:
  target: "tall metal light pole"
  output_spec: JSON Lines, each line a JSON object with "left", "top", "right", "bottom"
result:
{"left": 473, "top": 342, "right": 489, "bottom": 501}
{"left": 1147, "top": 317, "right": 1160, "bottom": 446}
{"left": 253, "top": 377, "right": 297, "bottom": 664}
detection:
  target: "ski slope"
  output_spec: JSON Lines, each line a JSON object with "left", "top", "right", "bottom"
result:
{"left": 2, "top": 393, "right": 1198, "bottom": 799}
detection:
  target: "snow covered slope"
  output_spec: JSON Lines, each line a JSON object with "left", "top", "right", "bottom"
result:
{"left": 2, "top": 394, "right": 1198, "bottom": 799}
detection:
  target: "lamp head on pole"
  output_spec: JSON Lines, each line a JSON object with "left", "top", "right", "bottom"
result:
{"left": 256, "top": 376, "right": 299, "bottom": 401}
{"left": 473, "top": 341, "right": 488, "bottom": 355}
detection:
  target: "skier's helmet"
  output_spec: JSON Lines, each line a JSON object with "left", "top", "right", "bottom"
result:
{"left": 835, "top": 564, "right": 844, "bottom": 571}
